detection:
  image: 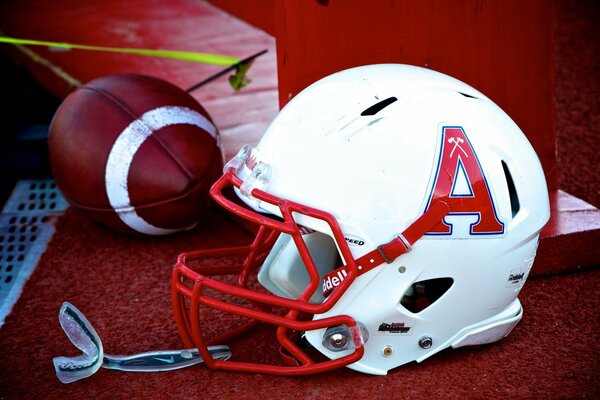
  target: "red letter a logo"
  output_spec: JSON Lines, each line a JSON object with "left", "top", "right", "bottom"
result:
{"left": 424, "top": 126, "right": 504, "bottom": 236}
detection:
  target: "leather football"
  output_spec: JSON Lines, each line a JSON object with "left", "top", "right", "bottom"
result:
{"left": 48, "top": 74, "right": 223, "bottom": 235}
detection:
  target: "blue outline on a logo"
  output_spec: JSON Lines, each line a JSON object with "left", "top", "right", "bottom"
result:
{"left": 424, "top": 126, "right": 505, "bottom": 236}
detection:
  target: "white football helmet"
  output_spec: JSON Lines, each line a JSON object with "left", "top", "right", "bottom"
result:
{"left": 172, "top": 64, "right": 550, "bottom": 375}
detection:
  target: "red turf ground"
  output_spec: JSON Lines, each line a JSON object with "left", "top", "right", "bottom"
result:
{"left": 0, "top": 209, "right": 598, "bottom": 399}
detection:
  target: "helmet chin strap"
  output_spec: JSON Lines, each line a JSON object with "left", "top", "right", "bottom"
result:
{"left": 322, "top": 201, "right": 450, "bottom": 298}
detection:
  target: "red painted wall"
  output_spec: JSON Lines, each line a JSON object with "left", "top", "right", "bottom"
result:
{"left": 210, "top": 0, "right": 557, "bottom": 190}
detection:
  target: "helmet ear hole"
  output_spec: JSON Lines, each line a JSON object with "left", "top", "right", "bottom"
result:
{"left": 400, "top": 278, "right": 454, "bottom": 313}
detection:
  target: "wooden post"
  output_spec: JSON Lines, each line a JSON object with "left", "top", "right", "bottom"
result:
{"left": 272, "top": 0, "right": 557, "bottom": 190}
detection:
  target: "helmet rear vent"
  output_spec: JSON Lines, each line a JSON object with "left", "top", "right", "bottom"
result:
{"left": 360, "top": 97, "right": 397, "bottom": 116}
{"left": 458, "top": 92, "right": 480, "bottom": 100}
{"left": 501, "top": 160, "right": 521, "bottom": 218}
{"left": 400, "top": 277, "right": 453, "bottom": 314}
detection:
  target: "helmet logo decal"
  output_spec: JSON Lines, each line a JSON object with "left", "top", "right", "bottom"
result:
{"left": 377, "top": 322, "right": 412, "bottom": 335}
{"left": 424, "top": 126, "right": 505, "bottom": 236}
{"left": 322, "top": 269, "right": 349, "bottom": 296}
{"left": 448, "top": 136, "right": 468, "bottom": 158}
{"left": 506, "top": 269, "right": 526, "bottom": 287}
{"left": 344, "top": 235, "right": 365, "bottom": 247}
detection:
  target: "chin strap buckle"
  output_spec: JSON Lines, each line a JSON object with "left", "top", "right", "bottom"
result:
{"left": 377, "top": 234, "right": 412, "bottom": 264}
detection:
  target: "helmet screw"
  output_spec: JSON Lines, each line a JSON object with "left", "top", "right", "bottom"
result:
{"left": 419, "top": 336, "right": 433, "bottom": 349}
{"left": 382, "top": 345, "right": 393, "bottom": 357}
{"left": 328, "top": 333, "right": 348, "bottom": 349}
{"left": 398, "top": 266, "right": 406, "bottom": 273}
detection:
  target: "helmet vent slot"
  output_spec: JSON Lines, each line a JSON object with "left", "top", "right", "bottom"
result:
{"left": 458, "top": 92, "right": 479, "bottom": 99}
{"left": 400, "top": 277, "right": 453, "bottom": 314}
{"left": 360, "top": 97, "right": 397, "bottom": 116}
{"left": 501, "top": 160, "right": 520, "bottom": 218}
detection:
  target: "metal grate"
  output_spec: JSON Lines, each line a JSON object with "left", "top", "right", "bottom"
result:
{"left": 1, "top": 179, "right": 69, "bottom": 214}
{"left": 0, "top": 179, "right": 68, "bottom": 327}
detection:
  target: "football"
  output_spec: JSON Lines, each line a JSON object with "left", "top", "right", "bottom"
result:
{"left": 48, "top": 74, "right": 223, "bottom": 235}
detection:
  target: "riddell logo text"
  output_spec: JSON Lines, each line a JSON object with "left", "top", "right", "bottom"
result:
{"left": 506, "top": 268, "right": 526, "bottom": 288}
{"left": 322, "top": 269, "right": 348, "bottom": 294}
{"left": 509, "top": 272, "right": 525, "bottom": 283}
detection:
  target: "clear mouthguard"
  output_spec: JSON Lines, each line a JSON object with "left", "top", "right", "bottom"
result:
{"left": 225, "top": 145, "right": 273, "bottom": 203}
